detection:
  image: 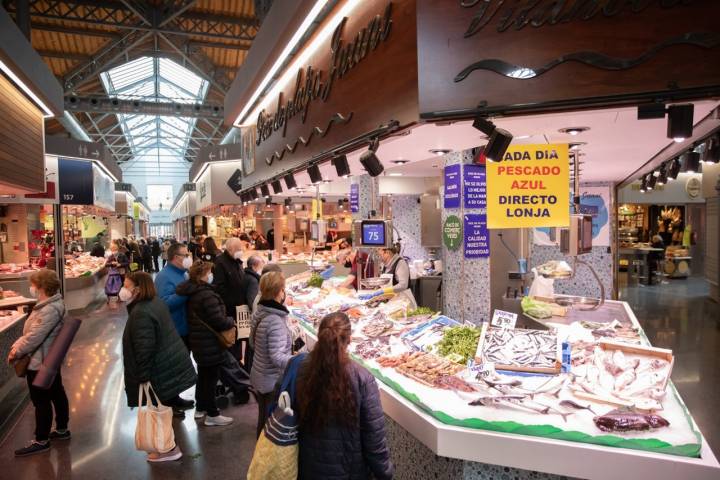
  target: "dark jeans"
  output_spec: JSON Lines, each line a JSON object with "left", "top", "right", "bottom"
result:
{"left": 256, "top": 391, "right": 274, "bottom": 438}
{"left": 152, "top": 255, "right": 159, "bottom": 272}
{"left": 26, "top": 369, "right": 69, "bottom": 442}
{"left": 196, "top": 365, "right": 221, "bottom": 417}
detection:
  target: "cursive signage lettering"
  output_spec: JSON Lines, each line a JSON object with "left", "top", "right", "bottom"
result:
{"left": 256, "top": 3, "right": 393, "bottom": 147}
{"left": 461, "top": 0, "right": 692, "bottom": 37}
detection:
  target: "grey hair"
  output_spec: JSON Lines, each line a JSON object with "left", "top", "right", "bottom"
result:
{"left": 225, "top": 237, "right": 242, "bottom": 250}
{"left": 261, "top": 263, "right": 282, "bottom": 275}
{"left": 247, "top": 255, "right": 264, "bottom": 270}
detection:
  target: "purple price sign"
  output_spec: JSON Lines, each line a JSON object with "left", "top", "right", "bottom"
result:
{"left": 464, "top": 214, "right": 489, "bottom": 258}
{"left": 444, "top": 164, "right": 461, "bottom": 208}
{"left": 463, "top": 164, "right": 487, "bottom": 209}
{"left": 350, "top": 183, "right": 359, "bottom": 213}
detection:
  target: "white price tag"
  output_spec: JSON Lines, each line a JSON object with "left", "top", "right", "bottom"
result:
{"left": 491, "top": 309, "right": 517, "bottom": 329}
{"left": 470, "top": 362, "right": 496, "bottom": 379}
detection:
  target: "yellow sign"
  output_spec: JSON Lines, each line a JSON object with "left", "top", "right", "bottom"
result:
{"left": 133, "top": 202, "right": 140, "bottom": 220}
{"left": 486, "top": 143, "right": 570, "bottom": 229}
{"left": 81, "top": 216, "right": 106, "bottom": 238}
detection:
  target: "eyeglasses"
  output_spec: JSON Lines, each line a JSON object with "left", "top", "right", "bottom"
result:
{"left": 174, "top": 252, "right": 190, "bottom": 258}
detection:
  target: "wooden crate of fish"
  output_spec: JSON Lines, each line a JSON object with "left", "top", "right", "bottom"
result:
{"left": 475, "top": 325, "right": 562, "bottom": 374}
{"left": 570, "top": 340, "right": 674, "bottom": 411}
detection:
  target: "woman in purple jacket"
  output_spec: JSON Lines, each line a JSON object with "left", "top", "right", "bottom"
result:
{"left": 295, "top": 312, "right": 394, "bottom": 479}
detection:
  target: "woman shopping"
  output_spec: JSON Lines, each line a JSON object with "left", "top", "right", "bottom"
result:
{"left": 176, "top": 261, "right": 235, "bottom": 426}
{"left": 121, "top": 271, "right": 197, "bottom": 462}
{"left": 105, "top": 240, "right": 129, "bottom": 303}
{"left": 8, "top": 269, "right": 70, "bottom": 457}
{"left": 250, "top": 271, "right": 293, "bottom": 437}
{"left": 295, "top": 312, "right": 393, "bottom": 479}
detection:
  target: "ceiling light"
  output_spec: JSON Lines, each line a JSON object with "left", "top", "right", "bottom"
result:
{"left": 657, "top": 166, "right": 667, "bottom": 185}
{"left": 249, "top": 188, "right": 259, "bottom": 200}
{"left": 683, "top": 151, "right": 701, "bottom": 173}
{"left": 332, "top": 154, "right": 351, "bottom": 177}
{"left": 308, "top": 164, "right": 323, "bottom": 184}
{"left": 389, "top": 173, "right": 403, "bottom": 176}
{"left": 322, "top": 179, "right": 332, "bottom": 184}
{"left": 360, "top": 138, "right": 384, "bottom": 177}
{"left": 569, "top": 142, "right": 587, "bottom": 150}
{"left": 271, "top": 179, "right": 283, "bottom": 194}
{"left": 646, "top": 173, "right": 656, "bottom": 190}
{"left": 667, "top": 104, "right": 694, "bottom": 143}
{"left": 391, "top": 159, "right": 409, "bottom": 165}
{"left": 703, "top": 135, "right": 720, "bottom": 164}
{"left": 667, "top": 158, "right": 681, "bottom": 180}
{"left": 472, "top": 116, "right": 513, "bottom": 161}
{"left": 637, "top": 103, "right": 667, "bottom": 120}
{"left": 0, "top": 59, "right": 54, "bottom": 117}
{"left": 558, "top": 127, "right": 590, "bottom": 136}
{"left": 265, "top": 197, "right": 272, "bottom": 206}
{"left": 337, "top": 199, "right": 344, "bottom": 207}
{"left": 639, "top": 177, "right": 646, "bottom": 193}
{"left": 284, "top": 172, "right": 297, "bottom": 190}
{"left": 284, "top": 198, "right": 292, "bottom": 207}
{"left": 260, "top": 184, "right": 270, "bottom": 198}
{"left": 429, "top": 148, "right": 452, "bottom": 156}
{"left": 514, "top": 135, "right": 531, "bottom": 140}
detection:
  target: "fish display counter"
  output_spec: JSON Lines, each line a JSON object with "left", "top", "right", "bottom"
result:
{"left": 285, "top": 278, "right": 719, "bottom": 480}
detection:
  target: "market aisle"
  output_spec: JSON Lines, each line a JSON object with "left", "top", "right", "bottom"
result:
{"left": 0, "top": 302, "right": 258, "bottom": 479}
{"left": 620, "top": 274, "right": 720, "bottom": 456}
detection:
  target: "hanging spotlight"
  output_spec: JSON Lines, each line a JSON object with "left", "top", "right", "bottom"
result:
{"left": 284, "top": 172, "right": 297, "bottom": 190}
{"left": 265, "top": 197, "right": 272, "bottom": 206}
{"left": 473, "top": 115, "right": 513, "bottom": 161}
{"left": 646, "top": 173, "right": 656, "bottom": 191}
{"left": 260, "top": 184, "right": 270, "bottom": 198}
{"left": 308, "top": 164, "right": 323, "bottom": 184}
{"left": 332, "top": 154, "right": 351, "bottom": 178}
{"left": 284, "top": 198, "right": 292, "bottom": 208}
{"left": 360, "top": 137, "right": 384, "bottom": 177}
{"left": 683, "top": 151, "right": 701, "bottom": 173}
{"left": 639, "top": 177, "right": 647, "bottom": 193}
{"left": 249, "top": 188, "right": 259, "bottom": 200}
{"left": 667, "top": 157, "right": 681, "bottom": 180}
{"left": 271, "top": 179, "right": 283, "bottom": 194}
{"left": 667, "top": 104, "right": 694, "bottom": 142}
{"left": 704, "top": 135, "right": 720, "bottom": 164}
{"left": 657, "top": 165, "right": 668, "bottom": 185}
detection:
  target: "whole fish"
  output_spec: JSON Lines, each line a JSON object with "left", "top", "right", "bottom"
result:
{"left": 593, "top": 408, "right": 669, "bottom": 432}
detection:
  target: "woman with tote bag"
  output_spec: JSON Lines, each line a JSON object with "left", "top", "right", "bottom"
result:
{"left": 121, "top": 271, "right": 197, "bottom": 462}
{"left": 7, "top": 269, "right": 69, "bottom": 457}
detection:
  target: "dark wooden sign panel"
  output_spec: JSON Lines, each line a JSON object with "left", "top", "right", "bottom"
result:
{"left": 246, "top": 0, "right": 418, "bottom": 186}
{"left": 417, "top": 0, "right": 720, "bottom": 118}
{"left": 0, "top": 72, "right": 45, "bottom": 195}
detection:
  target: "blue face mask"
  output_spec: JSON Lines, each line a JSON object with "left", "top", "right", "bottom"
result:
{"left": 207, "top": 273, "right": 214, "bottom": 284}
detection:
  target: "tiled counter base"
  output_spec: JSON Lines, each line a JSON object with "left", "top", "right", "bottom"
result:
{"left": 385, "top": 415, "right": 572, "bottom": 480}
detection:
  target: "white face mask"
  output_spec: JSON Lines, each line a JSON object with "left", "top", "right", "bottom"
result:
{"left": 118, "top": 287, "right": 134, "bottom": 302}
{"left": 182, "top": 256, "right": 193, "bottom": 269}
{"left": 29, "top": 285, "right": 38, "bottom": 298}
{"left": 233, "top": 250, "right": 243, "bottom": 260}
{"left": 104, "top": 249, "right": 112, "bottom": 258}
{"left": 206, "top": 273, "right": 214, "bottom": 284}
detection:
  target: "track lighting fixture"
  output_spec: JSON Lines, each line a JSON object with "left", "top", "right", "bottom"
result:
{"left": 271, "top": 179, "right": 283, "bottom": 194}
{"left": 249, "top": 188, "right": 259, "bottom": 200}
{"left": 646, "top": 173, "right": 656, "bottom": 191}
{"left": 683, "top": 151, "right": 701, "bottom": 173}
{"left": 284, "top": 198, "right": 292, "bottom": 207}
{"left": 704, "top": 135, "right": 720, "bottom": 164}
{"left": 657, "top": 166, "right": 667, "bottom": 186}
{"left": 260, "top": 184, "right": 270, "bottom": 198}
{"left": 308, "top": 164, "right": 323, "bottom": 184}
{"left": 284, "top": 172, "right": 297, "bottom": 190}
{"left": 667, "top": 157, "right": 681, "bottom": 180}
{"left": 265, "top": 197, "right": 272, "bottom": 206}
{"left": 332, "top": 155, "right": 351, "bottom": 178}
{"left": 667, "top": 104, "right": 694, "bottom": 142}
{"left": 473, "top": 115, "right": 513, "bottom": 161}
{"left": 360, "top": 137, "right": 384, "bottom": 177}
{"left": 639, "top": 177, "right": 647, "bottom": 193}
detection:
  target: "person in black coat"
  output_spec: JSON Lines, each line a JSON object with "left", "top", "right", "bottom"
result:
{"left": 176, "top": 261, "right": 235, "bottom": 427}
{"left": 295, "top": 312, "right": 393, "bottom": 480}
{"left": 213, "top": 238, "right": 247, "bottom": 317}
{"left": 150, "top": 237, "right": 161, "bottom": 272}
{"left": 243, "top": 254, "right": 265, "bottom": 309}
{"left": 121, "top": 271, "right": 197, "bottom": 462}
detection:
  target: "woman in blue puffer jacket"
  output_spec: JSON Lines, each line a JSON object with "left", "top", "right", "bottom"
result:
{"left": 295, "top": 312, "right": 394, "bottom": 479}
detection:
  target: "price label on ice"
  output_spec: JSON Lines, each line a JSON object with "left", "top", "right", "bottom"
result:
{"left": 470, "top": 362, "right": 496, "bottom": 379}
{"left": 491, "top": 309, "right": 517, "bottom": 329}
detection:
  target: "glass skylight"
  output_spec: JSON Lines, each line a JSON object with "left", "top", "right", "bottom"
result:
{"left": 100, "top": 56, "right": 209, "bottom": 183}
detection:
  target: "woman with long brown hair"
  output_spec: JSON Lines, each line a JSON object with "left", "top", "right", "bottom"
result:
{"left": 295, "top": 312, "right": 393, "bottom": 479}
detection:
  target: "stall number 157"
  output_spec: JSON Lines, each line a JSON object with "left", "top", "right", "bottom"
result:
{"left": 63, "top": 194, "right": 74, "bottom": 201}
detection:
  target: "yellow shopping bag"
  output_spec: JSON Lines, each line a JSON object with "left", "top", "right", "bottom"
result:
{"left": 247, "top": 432, "right": 299, "bottom": 480}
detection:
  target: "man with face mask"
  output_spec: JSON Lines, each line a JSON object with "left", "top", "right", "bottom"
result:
{"left": 213, "top": 237, "right": 248, "bottom": 317}
{"left": 154, "top": 243, "right": 193, "bottom": 346}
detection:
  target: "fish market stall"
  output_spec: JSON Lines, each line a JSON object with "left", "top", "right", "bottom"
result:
{"left": 63, "top": 254, "right": 108, "bottom": 311}
{"left": 286, "top": 277, "right": 719, "bottom": 480}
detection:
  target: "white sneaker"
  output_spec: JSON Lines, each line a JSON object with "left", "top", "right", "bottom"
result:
{"left": 194, "top": 410, "right": 206, "bottom": 419}
{"left": 147, "top": 446, "right": 182, "bottom": 463}
{"left": 204, "top": 414, "right": 233, "bottom": 426}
